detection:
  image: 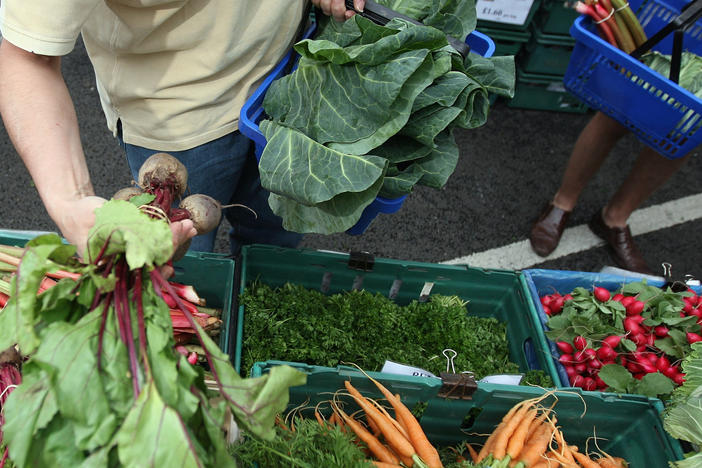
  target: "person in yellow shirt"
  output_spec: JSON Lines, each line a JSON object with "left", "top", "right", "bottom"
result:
{"left": 0, "top": 0, "right": 364, "bottom": 255}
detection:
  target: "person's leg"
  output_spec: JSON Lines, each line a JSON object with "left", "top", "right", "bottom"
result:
{"left": 120, "top": 132, "right": 249, "bottom": 253}
{"left": 224, "top": 147, "right": 303, "bottom": 257}
{"left": 552, "top": 111, "right": 629, "bottom": 211}
{"left": 603, "top": 147, "right": 691, "bottom": 227}
{"left": 530, "top": 112, "right": 628, "bottom": 256}
{"left": 588, "top": 147, "right": 691, "bottom": 274}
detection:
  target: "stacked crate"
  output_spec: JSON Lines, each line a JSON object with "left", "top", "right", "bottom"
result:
{"left": 477, "top": 0, "right": 589, "bottom": 113}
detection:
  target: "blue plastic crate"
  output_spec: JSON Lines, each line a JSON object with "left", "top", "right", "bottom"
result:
{"left": 520, "top": 268, "right": 702, "bottom": 388}
{"left": 239, "top": 24, "right": 495, "bottom": 235}
{"left": 563, "top": 0, "right": 702, "bottom": 159}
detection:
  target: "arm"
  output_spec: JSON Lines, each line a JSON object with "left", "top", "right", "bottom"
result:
{"left": 311, "top": 0, "right": 365, "bottom": 22}
{"left": 0, "top": 39, "right": 102, "bottom": 251}
{"left": 0, "top": 40, "right": 196, "bottom": 254}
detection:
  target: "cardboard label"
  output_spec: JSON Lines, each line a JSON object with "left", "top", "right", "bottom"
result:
{"left": 476, "top": 0, "right": 536, "bottom": 25}
{"left": 381, "top": 360, "right": 438, "bottom": 379}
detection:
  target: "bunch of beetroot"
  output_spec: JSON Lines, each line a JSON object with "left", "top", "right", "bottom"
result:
{"left": 543, "top": 284, "right": 702, "bottom": 394}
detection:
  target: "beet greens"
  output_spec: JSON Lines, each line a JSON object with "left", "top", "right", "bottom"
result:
{"left": 0, "top": 201, "right": 305, "bottom": 467}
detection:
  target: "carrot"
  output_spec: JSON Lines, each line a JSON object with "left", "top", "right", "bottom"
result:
{"left": 314, "top": 403, "right": 326, "bottom": 428}
{"left": 573, "top": 450, "right": 601, "bottom": 468}
{"left": 349, "top": 371, "right": 441, "bottom": 468}
{"left": 477, "top": 401, "right": 525, "bottom": 462}
{"left": 372, "top": 462, "right": 402, "bottom": 468}
{"left": 516, "top": 422, "right": 555, "bottom": 467}
{"left": 505, "top": 408, "right": 539, "bottom": 459}
{"left": 369, "top": 398, "right": 409, "bottom": 441}
{"left": 344, "top": 380, "right": 416, "bottom": 460}
{"left": 554, "top": 430, "right": 575, "bottom": 464}
{"left": 336, "top": 405, "right": 400, "bottom": 464}
{"left": 366, "top": 413, "right": 381, "bottom": 437}
{"left": 493, "top": 403, "right": 533, "bottom": 460}
{"left": 597, "top": 456, "right": 628, "bottom": 467}
{"left": 466, "top": 443, "right": 479, "bottom": 463}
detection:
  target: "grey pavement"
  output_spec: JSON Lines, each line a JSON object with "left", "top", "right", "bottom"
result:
{"left": 1, "top": 38, "right": 700, "bottom": 280}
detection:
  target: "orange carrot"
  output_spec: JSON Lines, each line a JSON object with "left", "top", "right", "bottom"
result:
{"left": 493, "top": 403, "right": 534, "bottom": 460}
{"left": 466, "top": 443, "right": 479, "bottom": 463}
{"left": 344, "top": 380, "right": 416, "bottom": 460}
{"left": 372, "top": 462, "right": 402, "bottom": 468}
{"left": 573, "top": 450, "right": 601, "bottom": 468}
{"left": 516, "top": 422, "right": 555, "bottom": 467}
{"left": 477, "top": 401, "right": 527, "bottom": 462}
{"left": 505, "top": 408, "right": 538, "bottom": 459}
{"left": 361, "top": 378, "right": 441, "bottom": 468}
{"left": 366, "top": 413, "right": 381, "bottom": 437}
{"left": 336, "top": 406, "right": 400, "bottom": 464}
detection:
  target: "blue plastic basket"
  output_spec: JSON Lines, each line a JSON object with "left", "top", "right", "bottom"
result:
{"left": 564, "top": 0, "right": 702, "bottom": 159}
{"left": 239, "top": 25, "right": 495, "bottom": 235}
{"left": 520, "top": 268, "right": 702, "bottom": 388}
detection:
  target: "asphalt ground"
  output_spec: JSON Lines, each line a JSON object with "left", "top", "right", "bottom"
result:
{"left": 1, "top": 38, "right": 701, "bottom": 280}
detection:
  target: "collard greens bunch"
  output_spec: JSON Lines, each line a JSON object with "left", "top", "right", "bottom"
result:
{"left": 259, "top": 0, "right": 515, "bottom": 234}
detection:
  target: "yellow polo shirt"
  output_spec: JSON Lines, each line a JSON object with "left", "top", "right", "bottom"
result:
{"left": 0, "top": 0, "right": 306, "bottom": 151}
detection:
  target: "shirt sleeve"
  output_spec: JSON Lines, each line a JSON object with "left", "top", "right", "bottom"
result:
{"left": 0, "top": 0, "right": 101, "bottom": 55}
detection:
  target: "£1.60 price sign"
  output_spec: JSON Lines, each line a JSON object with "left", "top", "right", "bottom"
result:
{"left": 476, "top": 0, "right": 536, "bottom": 26}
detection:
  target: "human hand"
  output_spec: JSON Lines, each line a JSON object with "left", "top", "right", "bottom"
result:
{"left": 311, "top": 0, "right": 365, "bottom": 22}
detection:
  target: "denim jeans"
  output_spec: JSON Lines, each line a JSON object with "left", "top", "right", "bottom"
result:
{"left": 119, "top": 129, "right": 303, "bottom": 255}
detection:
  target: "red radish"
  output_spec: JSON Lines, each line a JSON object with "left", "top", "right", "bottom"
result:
{"left": 556, "top": 341, "right": 575, "bottom": 354}
{"left": 629, "top": 314, "right": 646, "bottom": 325}
{"left": 582, "top": 348, "right": 597, "bottom": 360}
{"left": 575, "top": 350, "right": 591, "bottom": 362}
{"left": 589, "top": 359, "right": 603, "bottom": 370}
{"left": 541, "top": 295, "right": 553, "bottom": 307}
{"left": 654, "top": 325, "right": 669, "bottom": 337}
{"left": 574, "top": 335, "right": 588, "bottom": 351}
{"left": 583, "top": 377, "right": 597, "bottom": 391}
{"left": 688, "top": 332, "right": 702, "bottom": 344}
{"left": 612, "top": 293, "right": 625, "bottom": 302}
{"left": 559, "top": 354, "right": 575, "bottom": 365}
{"left": 690, "top": 308, "right": 702, "bottom": 319}
{"left": 621, "top": 296, "right": 635, "bottom": 308}
{"left": 543, "top": 305, "right": 553, "bottom": 316}
{"left": 187, "top": 352, "right": 198, "bottom": 365}
{"left": 683, "top": 302, "right": 694, "bottom": 314}
{"left": 596, "top": 345, "right": 617, "bottom": 361}
{"left": 673, "top": 373, "right": 686, "bottom": 385}
{"left": 551, "top": 296, "right": 565, "bottom": 314}
{"left": 663, "top": 366, "right": 678, "bottom": 379}
{"left": 574, "top": 363, "right": 587, "bottom": 374}
{"left": 655, "top": 355, "right": 671, "bottom": 371}
{"left": 593, "top": 287, "right": 611, "bottom": 302}
{"left": 571, "top": 375, "right": 585, "bottom": 388}
{"left": 595, "top": 375, "right": 607, "bottom": 389}
{"left": 565, "top": 365, "right": 578, "bottom": 378}
{"left": 627, "top": 361, "right": 643, "bottom": 373}
{"left": 633, "top": 373, "right": 645, "bottom": 380}
{"left": 626, "top": 300, "right": 645, "bottom": 316}
{"left": 602, "top": 335, "right": 622, "bottom": 348}
{"left": 564, "top": 293, "right": 573, "bottom": 301}
{"left": 636, "top": 359, "right": 657, "bottom": 374}
{"left": 624, "top": 318, "right": 643, "bottom": 335}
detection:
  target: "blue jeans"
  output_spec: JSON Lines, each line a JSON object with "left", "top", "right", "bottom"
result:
{"left": 119, "top": 129, "right": 303, "bottom": 255}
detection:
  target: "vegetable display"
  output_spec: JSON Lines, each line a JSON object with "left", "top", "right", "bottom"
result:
{"left": 258, "top": 2, "right": 515, "bottom": 234}
{"left": 0, "top": 199, "right": 305, "bottom": 467}
{"left": 241, "top": 282, "right": 552, "bottom": 386}
{"left": 542, "top": 281, "right": 701, "bottom": 398}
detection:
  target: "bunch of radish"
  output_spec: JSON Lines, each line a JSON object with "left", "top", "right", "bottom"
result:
{"left": 544, "top": 285, "right": 702, "bottom": 392}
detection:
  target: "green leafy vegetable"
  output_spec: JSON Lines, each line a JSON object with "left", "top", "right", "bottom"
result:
{"left": 259, "top": 4, "right": 514, "bottom": 233}
{"left": 0, "top": 201, "right": 306, "bottom": 467}
{"left": 240, "top": 282, "right": 552, "bottom": 387}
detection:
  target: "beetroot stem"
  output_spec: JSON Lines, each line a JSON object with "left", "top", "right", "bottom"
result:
{"left": 116, "top": 261, "right": 141, "bottom": 396}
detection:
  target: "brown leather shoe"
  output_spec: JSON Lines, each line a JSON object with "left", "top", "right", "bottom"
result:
{"left": 530, "top": 204, "right": 571, "bottom": 256}
{"left": 588, "top": 210, "right": 653, "bottom": 275}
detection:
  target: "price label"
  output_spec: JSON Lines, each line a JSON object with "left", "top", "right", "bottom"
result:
{"left": 381, "top": 361, "right": 438, "bottom": 379}
{"left": 478, "top": 374, "right": 524, "bottom": 385}
{"left": 476, "top": 0, "right": 535, "bottom": 25}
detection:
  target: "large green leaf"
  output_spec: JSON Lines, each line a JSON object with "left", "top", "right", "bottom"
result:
{"left": 259, "top": 121, "right": 388, "bottom": 205}
{"left": 376, "top": 0, "right": 478, "bottom": 39}
{"left": 115, "top": 381, "right": 204, "bottom": 468}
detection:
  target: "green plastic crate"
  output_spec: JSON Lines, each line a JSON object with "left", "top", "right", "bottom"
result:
{"left": 477, "top": 26, "right": 531, "bottom": 56}
{"left": 0, "top": 229, "right": 237, "bottom": 359}
{"left": 234, "top": 244, "right": 560, "bottom": 382}
{"left": 477, "top": 0, "right": 543, "bottom": 32}
{"left": 536, "top": 0, "right": 580, "bottom": 38}
{"left": 252, "top": 360, "right": 684, "bottom": 466}
{"left": 508, "top": 68, "right": 589, "bottom": 113}
{"left": 520, "top": 24, "right": 574, "bottom": 77}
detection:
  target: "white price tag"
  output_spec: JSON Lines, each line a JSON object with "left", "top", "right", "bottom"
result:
{"left": 476, "top": 0, "right": 536, "bottom": 25}
{"left": 478, "top": 374, "right": 524, "bottom": 385}
{"left": 381, "top": 360, "right": 438, "bottom": 379}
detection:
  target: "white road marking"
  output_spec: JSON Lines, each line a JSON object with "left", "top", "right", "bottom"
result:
{"left": 442, "top": 193, "right": 702, "bottom": 270}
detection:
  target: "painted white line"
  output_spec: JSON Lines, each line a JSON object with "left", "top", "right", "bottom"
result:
{"left": 443, "top": 193, "right": 702, "bottom": 270}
